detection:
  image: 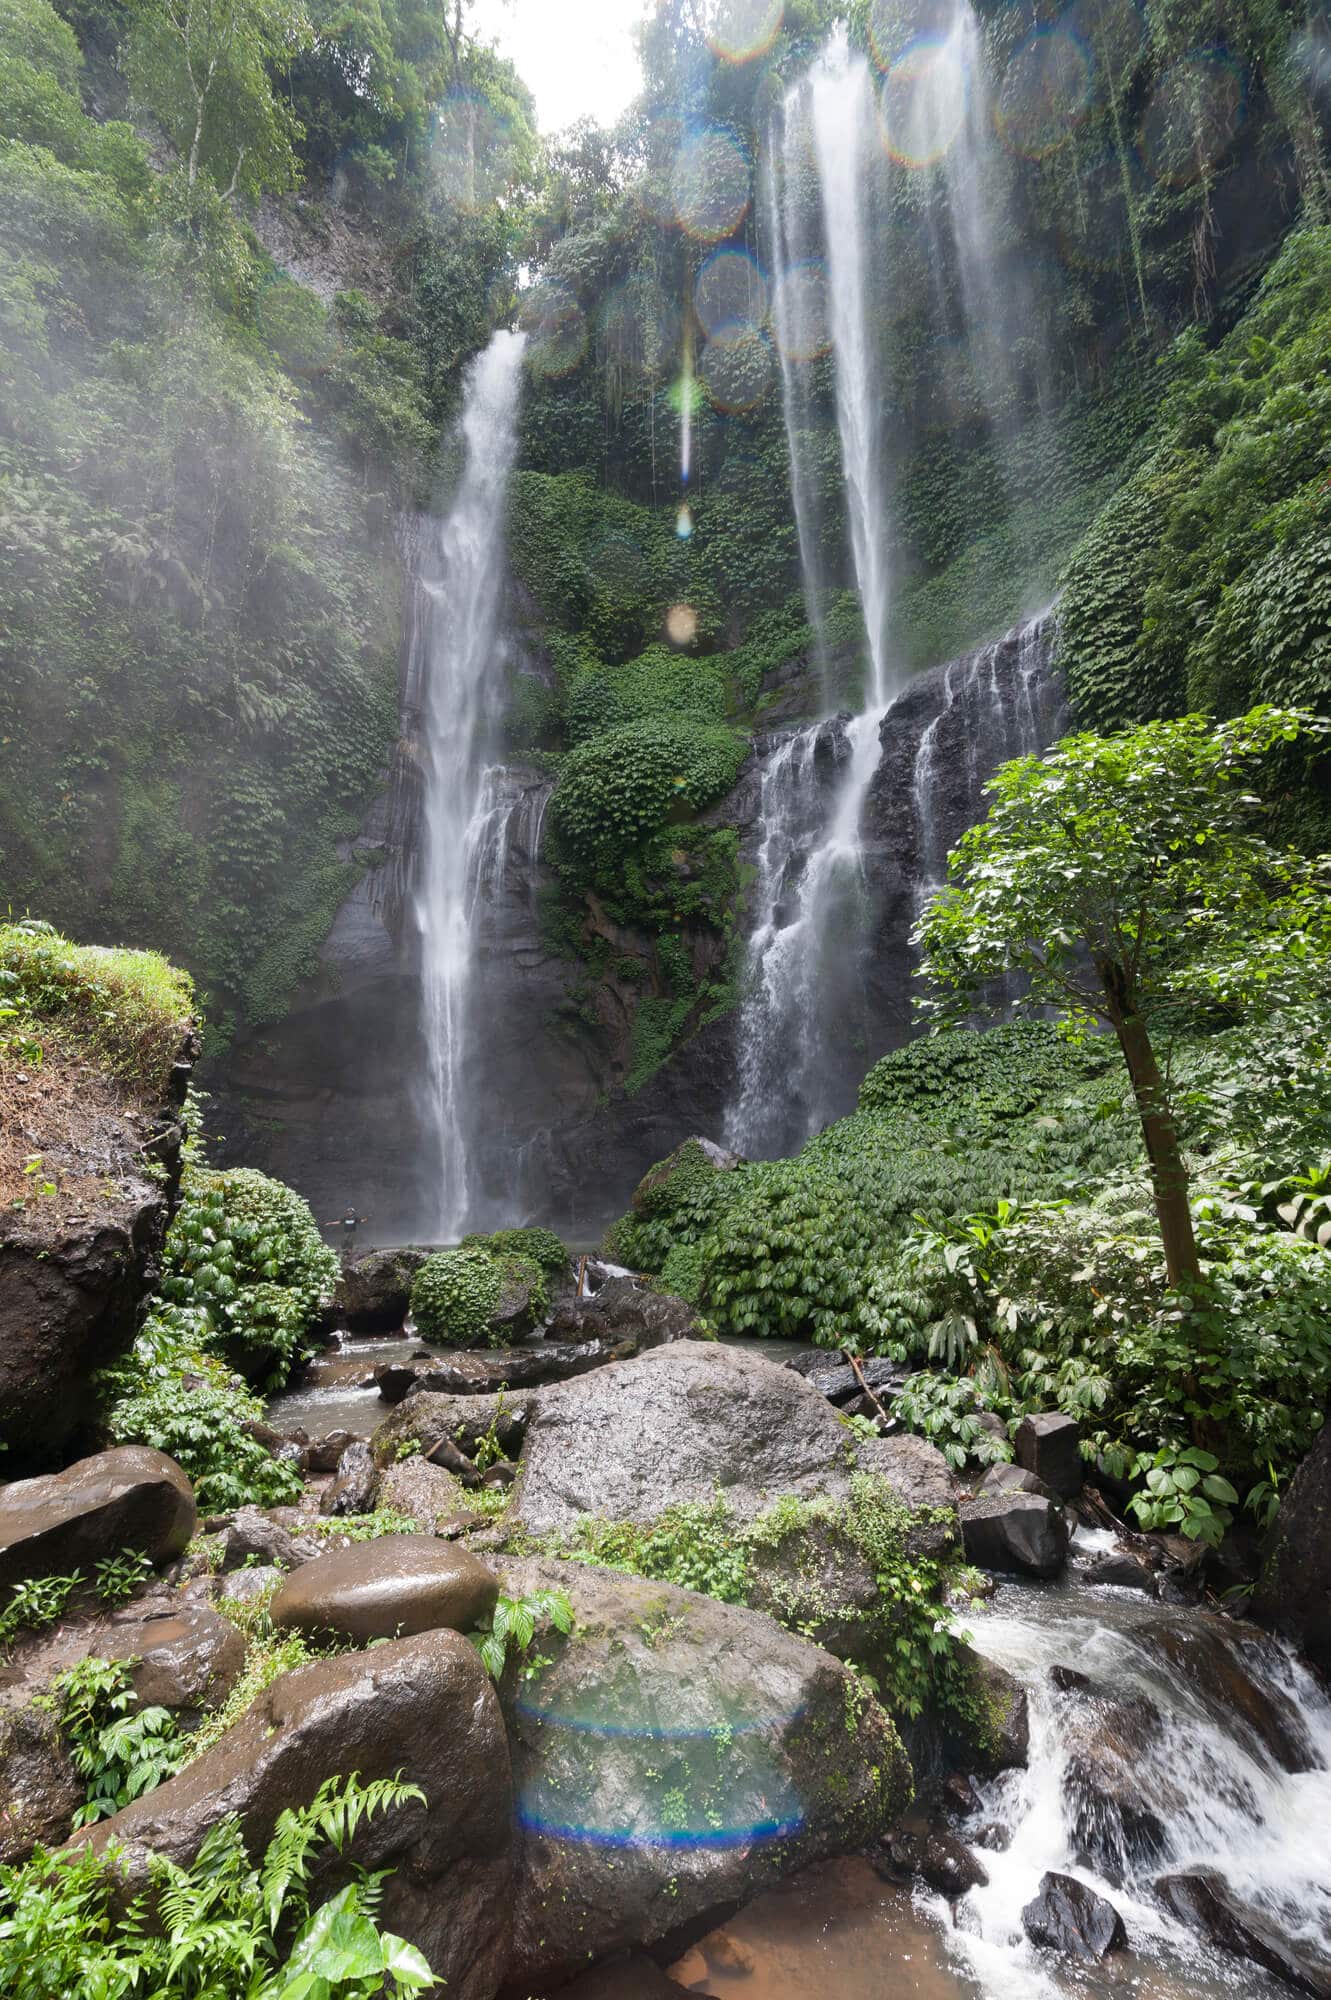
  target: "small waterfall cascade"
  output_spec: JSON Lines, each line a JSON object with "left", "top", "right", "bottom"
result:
{"left": 412, "top": 327, "right": 527, "bottom": 1240}
{"left": 935, "top": 1537, "right": 1331, "bottom": 2000}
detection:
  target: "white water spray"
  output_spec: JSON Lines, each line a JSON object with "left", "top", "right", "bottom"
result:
{"left": 413, "top": 328, "right": 526, "bottom": 1239}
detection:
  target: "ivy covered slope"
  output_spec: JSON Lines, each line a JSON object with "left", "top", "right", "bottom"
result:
{"left": 1058, "top": 223, "right": 1331, "bottom": 841}
{"left": 0, "top": 0, "right": 534, "bottom": 1048}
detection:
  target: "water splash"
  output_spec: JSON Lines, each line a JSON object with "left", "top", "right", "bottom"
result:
{"left": 413, "top": 327, "right": 526, "bottom": 1239}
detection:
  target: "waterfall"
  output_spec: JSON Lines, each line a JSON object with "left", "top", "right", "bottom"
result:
{"left": 412, "top": 327, "right": 526, "bottom": 1240}
{"left": 726, "top": 33, "right": 900, "bottom": 1157}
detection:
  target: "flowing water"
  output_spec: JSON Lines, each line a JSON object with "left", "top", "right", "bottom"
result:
{"left": 673, "top": 1533, "right": 1331, "bottom": 1999}
{"left": 412, "top": 327, "right": 526, "bottom": 1239}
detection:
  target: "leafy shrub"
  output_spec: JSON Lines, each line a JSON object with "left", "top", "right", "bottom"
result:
{"left": 549, "top": 717, "right": 745, "bottom": 885}
{"left": 493, "top": 1252, "right": 549, "bottom": 1334}
{"left": 409, "top": 1247, "right": 501, "bottom": 1345}
{"left": 605, "top": 1136, "right": 747, "bottom": 1272}
{"left": 0, "top": 1774, "right": 435, "bottom": 1998}
{"left": 471, "top": 1587, "right": 574, "bottom": 1680}
{"left": 467, "top": 1226, "right": 571, "bottom": 1282}
{"left": 39, "top": 1657, "right": 185, "bottom": 1826}
{"left": 160, "top": 1165, "right": 337, "bottom": 1382}
{"left": 102, "top": 1306, "right": 303, "bottom": 1510}
{"left": 857, "top": 1020, "right": 1116, "bottom": 1121}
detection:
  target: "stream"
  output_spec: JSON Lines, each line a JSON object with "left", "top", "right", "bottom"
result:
{"left": 673, "top": 1527, "right": 1331, "bottom": 1998}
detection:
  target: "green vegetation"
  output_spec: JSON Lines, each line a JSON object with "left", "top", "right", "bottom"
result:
{"left": 916, "top": 707, "right": 1331, "bottom": 1287}
{"left": 470, "top": 1586, "right": 574, "bottom": 1681}
{"left": 0, "top": 920, "right": 194, "bottom": 1097}
{"left": 40, "top": 1656, "right": 186, "bottom": 1826}
{"left": 0, "top": 1774, "right": 435, "bottom": 1997}
{"left": 463, "top": 1225, "right": 570, "bottom": 1283}
{"left": 409, "top": 1245, "right": 502, "bottom": 1345}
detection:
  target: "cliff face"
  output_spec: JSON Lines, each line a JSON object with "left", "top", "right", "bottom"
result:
{"left": 214, "top": 613, "right": 1064, "bottom": 1239}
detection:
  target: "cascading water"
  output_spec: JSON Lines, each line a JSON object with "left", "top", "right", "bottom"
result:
{"left": 727, "top": 33, "right": 900, "bottom": 1156}
{"left": 412, "top": 327, "right": 526, "bottom": 1239}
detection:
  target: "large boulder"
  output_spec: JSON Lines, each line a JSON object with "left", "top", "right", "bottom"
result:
{"left": 0, "top": 1703, "right": 82, "bottom": 1863}
{"left": 1252, "top": 1422, "right": 1331, "bottom": 1676}
{"left": 1014, "top": 1413, "right": 1083, "bottom": 1499}
{"left": 1157, "top": 1871, "right": 1331, "bottom": 1996}
{"left": 107, "top": 1597, "right": 247, "bottom": 1714}
{"left": 374, "top": 1338, "right": 635, "bottom": 1405}
{"left": 508, "top": 1341, "right": 955, "bottom": 1538}
{"left": 1022, "top": 1872, "right": 1126, "bottom": 1959}
{"left": 1063, "top": 1690, "right": 1170, "bottom": 1884}
{"left": 374, "top": 1457, "right": 478, "bottom": 1533}
{"left": 543, "top": 1277, "right": 702, "bottom": 1347}
{"left": 318, "top": 1439, "right": 377, "bottom": 1517}
{"left": 1136, "top": 1610, "right": 1315, "bottom": 1774}
{"left": 326, "top": 1247, "right": 428, "bottom": 1332}
{"left": 83, "top": 1629, "right": 513, "bottom": 2000}
{"left": 270, "top": 1535, "right": 498, "bottom": 1643}
{"left": 0, "top": 1447, "right": 196, "bottom": 1592}
{"left": 960, "top": 1494, "right": 1069, "bottom": 1578}
{"left": 372, "top": 1388, "right": 535, "bottom": 1469}
{"left": 494, "top": 1554, "right": 912, "bottom": 1986}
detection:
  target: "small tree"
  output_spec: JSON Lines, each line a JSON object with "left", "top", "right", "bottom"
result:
{"left": 914, "top": 706, "right": 1331, "bottom": 1291}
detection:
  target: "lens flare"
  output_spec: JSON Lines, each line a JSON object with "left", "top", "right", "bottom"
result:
{"left": 996, "top": 28, "right": 1094, "bottom": 157}
{"left": 707, "top": 0, "right": 783, "bottom": 63}
{"left": 599, "top": 280, "right": 681, "bottom": 379}
{"left": 676, "top": 503, "right": 694, "bottom": 539}
{"left": 770, "top": 259, "right": 830, "bottom": 361}
{"left": 695, "top": 248, "right": 770, "bottom": 337}
{"left": 699, "top": 322, "right": 775, "bottom": 413}
{"left": 878, "top": 33, "right": 970, "bottom": 167}
{"left": 672, "top": 124, "right": 752, "bottom": 242}
{"left": 521, "top": 281, "right": 587, "bottom": 379}
{"left": 430, "top": 87, "right": 518, "bottom": 211}
{"left": 666, "top": 603, "right": 699, "bottom": 645}
{"left": 1139, "top": 49, "right": 1244, "bottom": 186}
{"left": 867, "top": 0, "right": 958, "bottom": 73}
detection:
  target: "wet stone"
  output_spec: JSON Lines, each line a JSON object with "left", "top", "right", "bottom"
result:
{"left": 270, "top": 1534, "right": 499, "bottom": 1643}
{"left": 1014, "top": 1413, "right": 1084, "bottom": 1499}
{"left": 1022, "top": 1871, "right": 1127, "bottom": 1960}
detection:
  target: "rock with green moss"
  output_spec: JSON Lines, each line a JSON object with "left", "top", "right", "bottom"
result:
{"left": 410, "top": 1247, "right": 503, "bottom": 1345}
{"left": 493, "top": 1553, "right": 912, "bottom": 1988}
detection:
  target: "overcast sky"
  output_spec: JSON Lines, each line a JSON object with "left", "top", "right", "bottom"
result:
{"left": 471, "top": 0, "right": 651, "bottom": 133}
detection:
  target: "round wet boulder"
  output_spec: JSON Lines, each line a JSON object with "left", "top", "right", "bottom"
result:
{"left": 0, "top": 1446, "right": 196, "bottom": 1592}
{"left": 270, "top": 1534, "right": 499, "bottom": 1643}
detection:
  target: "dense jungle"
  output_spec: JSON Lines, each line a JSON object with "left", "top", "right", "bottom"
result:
{"left": 2, "top": 0, "right": 1331, "bottom": 1992}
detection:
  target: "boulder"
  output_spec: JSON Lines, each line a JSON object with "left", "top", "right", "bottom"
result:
{"left": 1252, "top": 1422, "right": 1331, "bottom": 1677}
{"left": 107, "top": 1598, "right": 247, "bottom": 1713}
{"left": 942, "top": 1650, "right": 1030, "bottom": 1774}
{"left": 1157, "top": 1871, "right": 1331, "bottom": 1997}
{"left": 1135, "top": 1610, "right": 1315, "bottom": 1773}
{"left": 960, "top": 1494, "right": 1069, "bottom": 1578}
{"left": 0, "top": 1703, "right": 82, "bottom": 1863}
{"left": 270, "top": 1535, "right": 498, "bottom": 1643}
{"left": 375, "top": 1457, "right": 478, "bottom": 1533}
{"left": 1022, "top": 1872, "right": 1126, "bottom": 1959}
{"left": 301, "top": 1428, "right": 357, "bottom": 1473}
{"left": 0, "top": 1447, "right": 196, "bottom": 1592}
{"left": 978, "top": 1462, "right": 1058, "bottom": 1503}
{"left": 882, "top": 1819, "right": 988, "bottom": 1896}
{"left": 319, "top": 1440, "right": 377, "bottom": 1517}
{"left": 1085, "top": 1550, "right": 1153, "bottom": 1593}
{"left": 1014, "top": 1413, "right": 1083, "bottom": 1499}
{"left": 543, "top": 1276, "right": 701, "bottom": 1347}
{"left": 374, "top": 1338, "right": 634, "bottom": 1406}
{"left": 494, "top": 1554, "right": 912, "bottom": 1986}
{"left": 219, "top": 1506, "right": 313, "bottom": 1572}
{"left": 82, "top": 1629, "right": 513, "bottom": 2000}
{"left": 1063, "top": 1691, "right": 1170, "bottom": 1884}
{"left": 326, "top": 1247, "right": 428, "bottom": 1332}
{"left": 372, "top": 1388, "right": 534, "bottom": 1469}
{"left": 508, "top": 1341, "right": 956, "bottom": 1539}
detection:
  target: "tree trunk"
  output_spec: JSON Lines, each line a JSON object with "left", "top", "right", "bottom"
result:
{"left": 1098, "top": 961, "right": 1201, "bottom": 1292}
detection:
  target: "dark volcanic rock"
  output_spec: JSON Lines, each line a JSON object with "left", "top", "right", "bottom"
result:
{"left": 82, "top": 1629, "right": 514, "bottom": 2000}
{"left": 543, "top": 1276, "right": 701, "bottom": 1346}
{"left": 327, "top": 1247, "right": 428, "bottom": 1332}
{"left": 943, "top": 1650, "right": 1030, "bottom": 1774}
{"left": 372, "top": 1388, "right": 534, "bottom": 1467}
{"left": 509, "top": 1341, "right": 956, "bottom": 1539}
{"left": 301, "top": 1427, "right": 357, "bottom": 1473}
{"left": 1136, "top": 1611, "right": 1315, "bottom": 1773}
{"left": 977, "top": 1462, "right": 1058, "bottom": 1502}
{"left": 0, "top": 1703, "right": 82, "bottom": 1862}
{"left": 884, "top": 1820, "right": 988, "bottom": 1896}
{"left": 109, "top": 1598, "right": 247, "bottom": 1713}
{"left": 494, "top": 1553, "right": 912, "bottom": 1986}
{"left": 1014, "top": 1413, "right": 1083, "bottom": 1499}
{"left": 1022, "top": 1872, "right": 1127, "bottom": 1959}
{"left": 0, "top": 1446, "right": 196, "bottom": 1591}
{"left": 270, "top": 1534, "right": 498, "bottom": 1642}
{"left": 374, "top": 1337, "right": 634, "bottom": 1404}
{"left": 374, "top": 1457, "right": 477, "bottom": 1532}
{"left": 318, "top": 1440, "right": 377, "bottom": 1517}
{"left": 1157, "top": 1871, "right": 1331, "bottom": 1996}
{"left": 1252, "top": 1422, "right": 1331, "bottom": 1677}
{"left": 219, "top": 1505, "right": 312, "bottom": 1572}
{"left": 1064, "top": 1692, "right": 1170, "bottom": 1884}
{"left": 1086, "top": 1550, "right": 1154, "bottom": 1593}
{"left": 960, "top": 1493, "right": 1069, "bottom": 1578}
